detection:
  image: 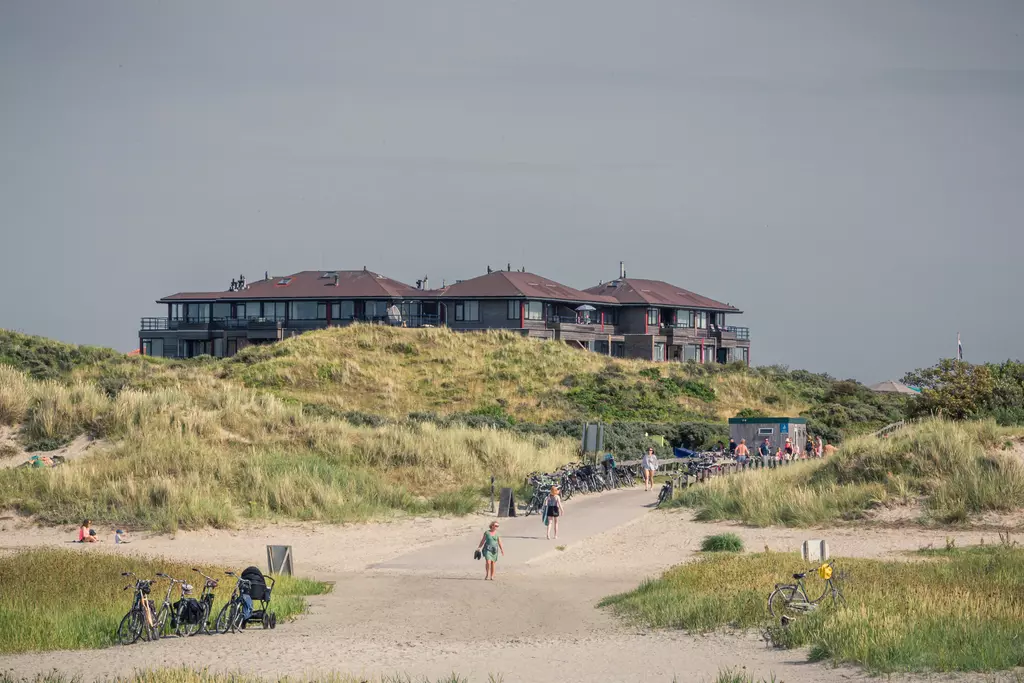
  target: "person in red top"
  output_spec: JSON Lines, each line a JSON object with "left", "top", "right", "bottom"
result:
{"left": 78, "top": 520, "right": 98, "bottom": 543}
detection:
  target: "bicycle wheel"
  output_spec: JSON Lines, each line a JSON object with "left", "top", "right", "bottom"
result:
{"left": 153, "top": 605, "right": 171, "bottom": 639}
{"left": 768, "top": 586, "right": 802, "bottom": 619}
{"left": 227, "top": 602, "right": 245, "bottom": 633}
{"left": 116, "top": 609, "right": 144, "bottom": 646}
{"left": 214, "top": 602, "right": 234, "bottom": 634}
{"left": 177, "top": 606, "right": 204, "bottom": 637}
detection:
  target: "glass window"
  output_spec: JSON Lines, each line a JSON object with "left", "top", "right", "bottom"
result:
{"left": 703, "top": 345, "right": 715, "bottom": 363}
{"left": 758, "top": 427, "right": 774, "bottom": 435}
{"left": 317, "top": 303, "right": 327, "bottom": 319}
{"left": 289, "top": 301, "right": 319, "bottom": 320}
{"left": 185, "top": 303, "right": 209, "bottom": 323}
{"left": 654, "top": 342, "right": 665, "bottom": 362}
{"left": 365, "top": 301, "right": 387, "bottom": 319}
{"left": 602, "top": 308, "right": 617, "bottom": 325}
{"left": 647, "top": 308, "right": 660, "bottom": 326}
{"left": 685, "top": 345, "right": 700, "bottom": 362}
{"left": 455, "top": 301, "right": 479, "bottom": 321}
{"left": 213, "top": 338, "right": 225, "bottom": 358}
{"left": 170, "top": 303, "right": 184, "bottom": 321}
{"left": 675, "top": 310, "right": 691, "bottom": 327}
{"left": 695, "top": 311, "right": 707, "bottom": 329}
{"left": 332, "top": 301, "right": 355, "bottom": 319}
{"left": 212, "top": 303, "right": 231, "bottom": 319}
{"left": 507, "top": 300, "right": 520, "bottom": 319}
{"left": 524, "top": 301, "right": 543, "bottom": 321}
{"left": 232, "top": 303, "right": 248, "bottom": 319}
{"left": 262, "top": 301, "right": 286, "bottom": 320}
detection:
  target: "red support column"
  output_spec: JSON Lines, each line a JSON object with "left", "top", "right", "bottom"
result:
{"left": 520, "top": 301, "right": 525, "bottom": 329}
{"left": 600, "top": 311, "right": 605, "bottom": 332}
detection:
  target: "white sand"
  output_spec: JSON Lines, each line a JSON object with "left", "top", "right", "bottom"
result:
{"left": 0, "top": 493, "right": 1011, "bottom": 683}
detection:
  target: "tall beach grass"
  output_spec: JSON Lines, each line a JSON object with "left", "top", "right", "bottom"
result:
{"left": 0, "top": 548, "right": 329, "bottom": 654}
{"left": 601, "top": 545, "right": 1024, "bottom": 673}
{"left": 671, "top": 419, "right": 1024, "bottom": 526}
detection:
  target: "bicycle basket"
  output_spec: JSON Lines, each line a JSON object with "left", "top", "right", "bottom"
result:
{"left": 818, "top": 563, "right": 833, "bottom": 580}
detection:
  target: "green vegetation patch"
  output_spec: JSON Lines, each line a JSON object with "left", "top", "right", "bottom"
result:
{"left": 670, "top": 419, "right": 1024, "bottom": 527}
{"left": 700, "top": 533, "right": 744, "bottom": 552}
{"left": 0, "top": 548, "right": 329, "bottom": 654}
{"left": 600, "top": 547, "right": 1024, "bottom": 673}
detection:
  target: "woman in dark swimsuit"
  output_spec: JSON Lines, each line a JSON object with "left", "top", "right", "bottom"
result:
{"left": 545, "top": 486, "right": 563, "bottom": 540}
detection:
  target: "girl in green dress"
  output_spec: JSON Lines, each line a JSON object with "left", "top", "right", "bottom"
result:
{"left": 477, "top": 521, "right": 505, "bottom": 580}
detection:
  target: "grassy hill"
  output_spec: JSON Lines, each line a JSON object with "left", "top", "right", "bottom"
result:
{"left": 672, "top": 419, "right": 1024, "bottom": 526}
{"left": 0, "top": 326, "right": 909, "bottom": 530}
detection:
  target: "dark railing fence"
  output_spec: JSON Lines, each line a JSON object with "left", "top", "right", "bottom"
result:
{"left": 547, "top": 315, "right": 609, "bottom": 326}
{"left": 140, "top": 314, "right": 441, "bottom": 331}
{"left": 724, "top": 325, "right": 751, "bottom": 340}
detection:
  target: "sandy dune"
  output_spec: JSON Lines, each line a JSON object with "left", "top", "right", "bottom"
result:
{"left": 0, "top": 489, "right": 1007, "bottom": 682}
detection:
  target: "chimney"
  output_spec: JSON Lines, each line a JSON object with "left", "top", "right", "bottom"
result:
{"left": 487, "top": 265, "right": 492, "bottom": 274}
{"left": 619, "top": 261, "right": 625, "bottom": 279}
{"left": 333, "top": 274, "right": 339, "bottom": 287}
{"left": 362, "top": 265, "right": 367, "bottom": 272}
{"left": 507, "top": 263, "right": 511, "bottom": 272}
{"left": 423, "top": 275, "right": 429, "bottom": 290}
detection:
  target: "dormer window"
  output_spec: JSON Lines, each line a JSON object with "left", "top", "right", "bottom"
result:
{"left": 276, "top": 278, "right": 293, "bottom": 286}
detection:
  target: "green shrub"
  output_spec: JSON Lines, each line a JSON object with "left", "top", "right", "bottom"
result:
{"left": 700, "top": 533, "right": 744, "bottom": 552}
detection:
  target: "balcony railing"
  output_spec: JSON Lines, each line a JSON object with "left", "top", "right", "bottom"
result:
{"left": 547, "top": 315, "right": 611, "bottom": 326}
{"left": 140, "top": 314, "right": 441, "bottom": 332}
{"left": 661, "top": 324, "right": 710, "bottom": 338}
{"left": 724, "top": 325, "right": 750, "bottom": 341}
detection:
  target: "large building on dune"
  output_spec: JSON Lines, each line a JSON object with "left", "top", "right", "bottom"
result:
{"left": 139, "top": 264, "right": 750, "bottom": 364}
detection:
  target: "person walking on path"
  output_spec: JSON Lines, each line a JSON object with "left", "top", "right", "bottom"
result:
{"left": 477, "top": 521, "right": 504, "bottom": 581}
{"left": 758, "top": 438, "right": 771, "bottom": 467}
{"left": 641, "top": 447, "right": 659, "bottom": 491}
{"left": 804, "top": 437, "right": 815, "bottom": 460}
{"left": 545, "top": 486, "right": 563, "bottom": 540}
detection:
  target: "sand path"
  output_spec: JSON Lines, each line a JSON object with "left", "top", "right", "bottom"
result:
{"left": 0, "top": 489, "right": 1003, "bottom": 682}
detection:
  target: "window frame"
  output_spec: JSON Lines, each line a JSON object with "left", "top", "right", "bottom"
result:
{"left": 507, "top": 299, "right": 520, "bottom": 320}
{"left": 647, "top": 308, "right": 660, "bottom": 326}
{"left": 524, "top": 301, "right": 543, "bottom": 321}
{"left": 455, "top": 300, "right": 480, "bottom": 322}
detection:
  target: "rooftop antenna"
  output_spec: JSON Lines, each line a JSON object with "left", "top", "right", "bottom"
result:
{"left": 619, "top": 261, "right": 625, "bottom": 279}
{"left": 507, "top": 263, "right": 511, "bottom": 271}
{"left": 487, "top": 265, "right": 492, "bottom": 274}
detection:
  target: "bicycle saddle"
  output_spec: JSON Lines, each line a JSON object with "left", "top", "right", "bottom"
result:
{"left": 792, "top": 572, "right": 807, "bottom": 580}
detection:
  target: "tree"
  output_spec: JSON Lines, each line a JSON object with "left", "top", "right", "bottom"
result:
{"left": 903, "top": 359, "right": 995, "bottom": 420}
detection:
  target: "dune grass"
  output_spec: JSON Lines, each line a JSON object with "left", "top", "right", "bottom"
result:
{"left": 600, "top": 545, "right": 1024, "bottom": 673}
{"left": 670, "top": 419, "right": 1024, "bottom": 527}
{"left": 0, "top": 358, "right": 579, "bottom": 529}
{"left": 700, "top": 533, "right": 744, "bottom": 552}
{"left": 0, "top": 548, "right": 329, "bottom": 654}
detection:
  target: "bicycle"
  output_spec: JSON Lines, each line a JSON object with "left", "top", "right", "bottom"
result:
{"left": 656, "top": 478, "right": 674, "bottom": 508}
{"left": 152, "top": 572, "right": 204, "bottom": 637}
{"left": 214, "top": 571, "right": 251, "bottom": 634}
{"left": 767, "top": 560, "right": 847, "bottom": 621}
{"left": 192, "top": 567, "right": 219, "bottom": 634}
{"left": 115, "top": 572, "right": 157, "bottom": 645}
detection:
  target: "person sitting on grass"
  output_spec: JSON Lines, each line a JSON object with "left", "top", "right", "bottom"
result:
{"left": 78, "top": 520, "right": 98, "bottom": 543}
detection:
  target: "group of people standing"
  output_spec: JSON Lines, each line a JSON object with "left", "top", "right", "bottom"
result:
{"left": 731, "top": 434, "right": 828, "bottom": 465}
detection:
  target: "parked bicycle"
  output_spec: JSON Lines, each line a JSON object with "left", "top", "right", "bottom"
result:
{"left": 214, "top": 570, "right": 251, "bottom": 634}
{"left": 656, "top": 479, "right": 674, "bottom": 508}
{"left": 767, "top": 560, "right": 846, "bottom": 622}
{"left": 152, "top": 572, "right": 204, "bottom": 637}
{"left": 116, "top": 572, "right": 157, "bottom": 645}
{"left": 192, "top": 567, "right": 220, "bottom": 634}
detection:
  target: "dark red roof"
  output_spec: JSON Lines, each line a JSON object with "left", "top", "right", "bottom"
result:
{"left": 583, "top": 278, "right": 740, "bottom": 312}
{"left": 158, "top": 270, "right": 423, "bottom": 302}
{"left": 435, "top": 271, "right": 618, "bottom": 305}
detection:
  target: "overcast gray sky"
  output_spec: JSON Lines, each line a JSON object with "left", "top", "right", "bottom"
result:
{"left": 1, "top": 1, "right": 1022, "bottom": 381}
